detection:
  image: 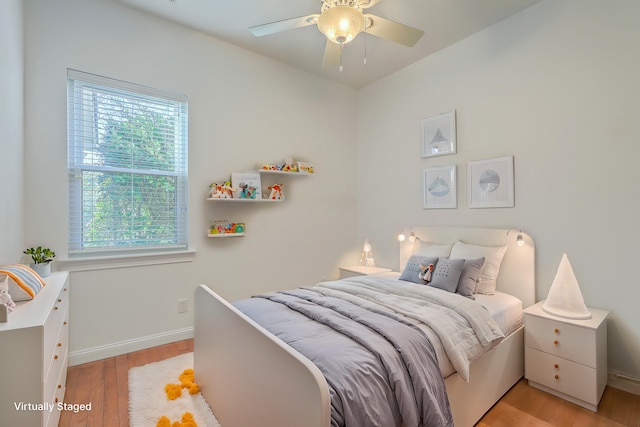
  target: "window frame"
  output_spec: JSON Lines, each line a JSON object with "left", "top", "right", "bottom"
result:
{"left": 67, "top": 69, "right": 189, "bottom": 258}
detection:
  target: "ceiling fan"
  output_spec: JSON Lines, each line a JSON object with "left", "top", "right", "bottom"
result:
{"left": 249, "top": 0, "right": 424, "bottom": 70}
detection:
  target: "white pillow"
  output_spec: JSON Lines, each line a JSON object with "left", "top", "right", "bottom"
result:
{"left": 411, "top": 240, "right": 452, "bottom": 258}
{"left": 449, "top": 241, "right": 507, "bottom": 294}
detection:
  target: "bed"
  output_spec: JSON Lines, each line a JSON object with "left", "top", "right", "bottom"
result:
{"left": 194, "top": 227, "right": 535, "bottom": 427}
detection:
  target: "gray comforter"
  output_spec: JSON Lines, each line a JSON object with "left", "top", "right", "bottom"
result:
{"left": 234, "top": 280, "right": 456, "bottom": 427}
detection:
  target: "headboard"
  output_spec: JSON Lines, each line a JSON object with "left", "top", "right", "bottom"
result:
{"left": 399, "top": 227, "right": 535, "bottom": 308}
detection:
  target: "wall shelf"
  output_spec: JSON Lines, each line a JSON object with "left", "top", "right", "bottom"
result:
{"left": 208, "top": 233, "right": 246, "bottom": 238}
{"left": 206, "top": 198, "right": 283, "bottom": 203}
{"left": 206, "top": 160, "right": 313, "bottom": 237}
{"left": 259, "top": 170, "right": 313, "bottom": 176}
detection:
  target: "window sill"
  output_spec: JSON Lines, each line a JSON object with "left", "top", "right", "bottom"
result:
{"left": 55, "top": 249, "right": 196, "bottom": 272}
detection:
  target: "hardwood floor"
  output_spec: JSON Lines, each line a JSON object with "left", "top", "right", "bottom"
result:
{"left": 58, "top": 339, "right": 193, "bottom": 427}
{"left": 479, "top": 379, "right": 640, "bottom": 427}
{"left": 60, "top": 339, "right": 640, "bottom": 427}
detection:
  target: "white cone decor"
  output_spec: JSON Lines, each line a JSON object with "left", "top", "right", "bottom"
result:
{"left": 542, "top": 253, "right": 592, "bottom": 319}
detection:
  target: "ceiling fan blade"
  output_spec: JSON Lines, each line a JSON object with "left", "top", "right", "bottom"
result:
{"left": 364, "top": 14, "right": 424, "bottom": 47}
{"left": 322, "top": 41, "right": 341, "bottom": 69}
{"left": 249, "top": 14, "right": 319, "bottom": 37}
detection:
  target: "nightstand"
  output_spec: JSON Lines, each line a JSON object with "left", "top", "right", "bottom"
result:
{"left": 524, "top": 301, "right": 608, "bottom": 411}
{"left": 339, "top": 265, "right": 392, "bottom": 279}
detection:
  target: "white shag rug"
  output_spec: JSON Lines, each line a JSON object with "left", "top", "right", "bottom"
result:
{"left": 129, "top": 352, "right": 221, "bottom": 427}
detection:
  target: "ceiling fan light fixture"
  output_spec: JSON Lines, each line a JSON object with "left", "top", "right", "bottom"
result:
{"left": 317, "top": 6, "right": 365, "bottom": 45}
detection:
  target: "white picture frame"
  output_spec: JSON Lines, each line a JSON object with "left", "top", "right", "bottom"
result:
{"left": 467, "top": 156, "right": 514, "bottom": 208}
{"left": 421, "top": 110, "right": 456, "bottom": 158}
{"left": 423, "top": 165, "right": 457, "bottom": 209}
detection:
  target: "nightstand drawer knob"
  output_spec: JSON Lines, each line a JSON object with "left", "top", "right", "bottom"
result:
{"left": 554, "top": 363, "right": 559, "bottom": 369}
{"left": 554, "top": 374, "right": 560, "bottom": 380}
{"left": 553, "top": 340, "right": 559, "bottom": 345}
{"left": 554, "top": 328, "right": 559, "bottom": 334}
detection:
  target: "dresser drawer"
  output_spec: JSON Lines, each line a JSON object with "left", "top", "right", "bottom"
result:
{"left": 43, "top": 285, "right": 69, "bottom": 373}
{"left": 525, "top": 347, "right": 599, "bottom": 404}
{"left": 525, "top": 314, "right": 596, "bottom": 367}
{"left": 44, "top": 309, "right": 69, "bottom": 406}
{"left": 44, "top": 359, "right": 67, "bottom": 427}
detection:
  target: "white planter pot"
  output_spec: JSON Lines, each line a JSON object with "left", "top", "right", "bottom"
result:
{"left": 30, "top": 262, "right": 51, "bottom": 277}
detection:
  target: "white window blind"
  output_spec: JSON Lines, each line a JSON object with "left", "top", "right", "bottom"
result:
{"left": 67, "top": 69, "right": 188, "bottom": 256}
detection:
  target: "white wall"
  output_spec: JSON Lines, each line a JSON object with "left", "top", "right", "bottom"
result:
{"left": 23, "top": 0, "right": 358, "bottom": 362}
{"left": 357, "top": 0, "right": 640, "bottom": 386}
{"left": 0, "top": 0, "right": 25, "bottom": 263}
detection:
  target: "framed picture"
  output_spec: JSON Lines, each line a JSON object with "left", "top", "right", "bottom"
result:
{"left": 423, "top": 165, "right": 457, "bottom": 209}
{"left": 231, "top": 173, "right": 261, "bottom": 199}
{"left": 421, "top": 110, "right": 456, "bottom": 158}
{"left": 467, "top": 156, "right": 514, "bottom": 208}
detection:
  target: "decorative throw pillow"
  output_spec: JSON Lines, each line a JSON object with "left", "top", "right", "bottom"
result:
{"left": 411, "top": 240, "right": 452, "bottom": 258}
{"left": 428, "top": 258, "right": 465, "bottom": 293}
{"left": 456, "top": 257, "right": 485, "bottom": 299}
{"left": 450, "top": 242, "right": 507, "bottom": 294}
{"left": 399, "top": 255, "right": 439, "bottom": 284}
{"left": 0, "top": 264, "right": 46, "bottom": 301}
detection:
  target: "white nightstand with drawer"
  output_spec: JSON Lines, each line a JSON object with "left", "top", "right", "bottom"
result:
{"left": 339, "top": 265, "right": 392, "bottom": 279}
{"left": 524, "top": 300, "right": 608, "bottom": 411}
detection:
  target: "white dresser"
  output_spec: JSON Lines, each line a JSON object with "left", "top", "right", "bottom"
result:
{"left": 524, "top": 300, "right": 608, "bottom": 411}
{"left": 0, "top": 271, "right": 70, "bottom": 427}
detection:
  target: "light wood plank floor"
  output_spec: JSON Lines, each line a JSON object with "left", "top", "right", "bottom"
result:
{"left": 60, "top": 339, "right": 640, "bottom": 427}
{"left": 58, "top": 339, "right": 193, "bottom": 427}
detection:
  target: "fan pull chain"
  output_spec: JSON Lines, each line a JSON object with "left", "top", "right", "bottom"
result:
{"left": 364, "top": 32, "right": 367, "bottom": 65}
{"left": 340, "top": 44, "right": 344, "bottom": 72}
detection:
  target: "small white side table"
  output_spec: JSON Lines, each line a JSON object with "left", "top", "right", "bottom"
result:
{"left": 339, "top": 265, "right": 392, "bottom": 279}
{"left": 524, "top": 300, "right": 608, "bottom": 411}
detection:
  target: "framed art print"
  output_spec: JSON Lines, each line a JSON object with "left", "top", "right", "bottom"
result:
{"left": 421, "top": 110, "right": 456, "bottom": 158}
{"left": 423, "top": 165, "right": 457, "bottom": 209}
{"left": 467, "top": 156, "right": 514, "bottom": 208}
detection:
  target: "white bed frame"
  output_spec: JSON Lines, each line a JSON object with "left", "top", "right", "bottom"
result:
{"left": 194, "top": 227, "right": 535, "bottom": 427}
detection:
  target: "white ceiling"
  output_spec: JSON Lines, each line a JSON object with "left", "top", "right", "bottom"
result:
{"left": 113, "top": 0, "right": 543, "bottom": 88}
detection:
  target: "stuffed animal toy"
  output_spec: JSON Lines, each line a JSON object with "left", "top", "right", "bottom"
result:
{"left": 0, "top": 274, "right": 16, "bottom": 313}
{"left": 220, "top": 181, "right": 236, "bottom": 199}
{"left": 209, "top": 181, "right": 236, "bottom": 199}
{"left": 268, "top": 184, "right": 284, "bottom": 200}
{"left": 418, "top": 263, "right": 434, "bottom": 283}
{"left": 208, "top": 183, "right": 224, "bottom": 198}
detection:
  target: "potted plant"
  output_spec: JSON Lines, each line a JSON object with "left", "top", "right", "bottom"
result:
{"left": 23, "top": 246, "right": 56, "bottom": 277}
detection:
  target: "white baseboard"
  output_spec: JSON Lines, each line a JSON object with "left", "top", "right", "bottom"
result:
{"left": 68, "top": 327, "right": 194, "bottom": 366}
{"left": 608, "top": 371, "right": 640, "bottom": 396}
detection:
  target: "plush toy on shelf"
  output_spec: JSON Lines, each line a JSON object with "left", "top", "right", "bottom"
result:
{"left": 220, "top": 181, "right": 236, "bottom": 198}
{"left": 209, "top": 181, "right": 236, "bottom": 199}
{"left": 268, "top": 184, "right": 284, "bottom": 200}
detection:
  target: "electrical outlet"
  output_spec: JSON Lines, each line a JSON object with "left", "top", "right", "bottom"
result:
{"left": 177, "top": 299, "right": 188, "bottom": 314}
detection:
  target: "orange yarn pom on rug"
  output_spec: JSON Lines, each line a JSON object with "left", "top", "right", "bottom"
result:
{"left": 128, "top": 352, "right": 220, "bottom": 427}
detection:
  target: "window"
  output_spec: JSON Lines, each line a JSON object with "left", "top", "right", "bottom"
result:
{"left": 67, "top": 70, "right": 188, "bottom": 257}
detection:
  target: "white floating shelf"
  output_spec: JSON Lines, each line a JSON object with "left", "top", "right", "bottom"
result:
{"left": 259, "top": 170, "right": 313, "bottom": 176}
{"left": 206, "top": 198, "right": 283, "bottom": 202}
{"left": 207, "top": 233, "right": 246, "bottom": 238}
